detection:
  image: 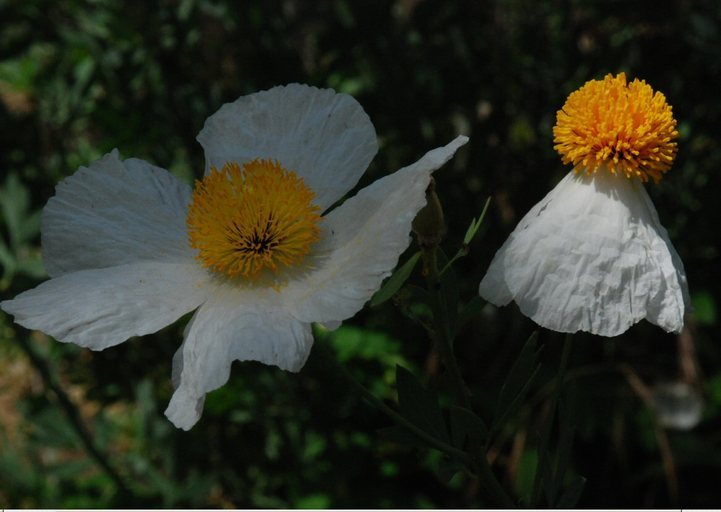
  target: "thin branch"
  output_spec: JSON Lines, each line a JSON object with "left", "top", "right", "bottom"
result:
{"left": 16, "top": 334, "right": 133, "bottom": 498}
{"left": 621, "top": 364, "right": 679, "bottom": 504}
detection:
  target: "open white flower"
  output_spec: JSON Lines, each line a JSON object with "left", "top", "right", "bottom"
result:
{"left": 1, "top": 84, "right": 468, "bottom": 429}
{"left": 479, "top": 73, "right": 689, "bottom": 337}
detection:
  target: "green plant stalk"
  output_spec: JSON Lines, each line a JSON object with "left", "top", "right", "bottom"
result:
{"left": 422, "top": 245, "right": 515, "bottom": 508}
{"left": 316, "top": 343, "right": 470, "bottom": 464}
{"left": 319, "top": 342, "right": 515, "bottom": 507}
{"left": 531, "top": 332, "right": 574, "bottom": 506}
{"left": 439, "top": 196, "right": 492, "bottom": 276}
{"left": 422, "top": 246, "right": 470, "bottom": 409}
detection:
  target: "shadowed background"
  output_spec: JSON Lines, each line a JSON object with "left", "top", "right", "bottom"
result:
{"left": 1, "top": 0, "right": 720, "bottom": 507}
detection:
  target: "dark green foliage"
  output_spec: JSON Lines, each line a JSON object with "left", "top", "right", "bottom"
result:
{"left": 396, "top": 364, "right": 450, "bottom": 444}
{"left": 448, "top": 405, "right": 488, "bottom": 449}
{"left": 491, "top": 332, "right": 541, "bottom": 439}
{"left": 2, "top": 0, "right": 721, "bottom": 508}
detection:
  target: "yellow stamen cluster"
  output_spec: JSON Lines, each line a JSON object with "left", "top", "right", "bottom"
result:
{"left": 187, "top": 159, "right": 321, "bottom": 279}
{"left": 553, "top": 72, "right": 678, "bottom": 183}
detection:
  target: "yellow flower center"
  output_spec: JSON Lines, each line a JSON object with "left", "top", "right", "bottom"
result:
{"left": 187, "top": 159, "right": 321, "bottom": 280}
{"left": 553, "top": 72, "right": 678, "bottom": 183}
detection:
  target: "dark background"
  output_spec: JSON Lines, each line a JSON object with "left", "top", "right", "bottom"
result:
{"left": 1, "top": 0, "right": 720, "bottom": 507}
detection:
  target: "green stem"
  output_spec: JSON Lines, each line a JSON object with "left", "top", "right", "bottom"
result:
{"left": 438, "top": 247, "right": 467, "bottom": 277}
{"left": 420, "top": 246, "right": 515, "bottom": 507}
{"left": 318, "top": 343, "right": 515, "bottom": 508}
{"left": 422, "top": 246, "right": 470, "bottom": 409}
{"left": 317, "top": 343, "right": 470, "bottom": 464}
{"left": 531, "top": 333, "right": 573, "bottom": 506}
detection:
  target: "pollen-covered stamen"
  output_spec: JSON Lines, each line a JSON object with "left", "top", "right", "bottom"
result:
{"left": 187, "top": 159, "right": 321, "bottom": 279}
{"left": 553, "top": 72, "right": 679, "bottom": 183}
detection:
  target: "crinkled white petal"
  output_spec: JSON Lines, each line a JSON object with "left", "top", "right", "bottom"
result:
{"left": 479, "top": 171, "right": 689, "bottom": 337}
{"left": 281, "top": 136, "right": 468, "bottom": 324}
{"left": 42, "top": 150, "right": 194, "bottom": 277}
{"left": 165, "top": 285, "right": 313, "bottom": 430}
{"left": 196, "top": 83, "right": 378, "bottom": 212}
{"left": 0, "top": 262, "right": 209, "bottom": 350}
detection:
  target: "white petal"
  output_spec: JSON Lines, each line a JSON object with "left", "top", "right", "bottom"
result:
{"left": 320, "top": 320, "right": 342, "bottom": 331}
{"left": 479, "top": 171, "right": 689, "bottom": 337}
{"left": 43, "top": 150, "right": 193, "bottom": 277}
{"left": 196, "top": 84, "right": 378, "bottom": 211}
{"left": 282, "top": 136, "right": 468, "bottom": 324}
{"left": 164, "top": 286, "right": 313, "bottom": 430}
{"left": 0, "top": 262, "right": 209, "bottom": 350}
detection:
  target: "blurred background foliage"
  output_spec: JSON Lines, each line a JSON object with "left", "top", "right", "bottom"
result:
{"left": 1, "top": 0, "right": 721, "bottom": 507}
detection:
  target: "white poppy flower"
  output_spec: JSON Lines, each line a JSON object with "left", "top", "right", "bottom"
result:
{"left": 1, "top": 84, "right": 468, "bottom": 429}
{"left": 479, "top": 73, "right": 689, "bottom": 337}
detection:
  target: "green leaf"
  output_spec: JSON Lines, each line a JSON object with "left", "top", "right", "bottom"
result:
{"left": 325, "top": 325, "right": 402, "bottom": 364}
{"left": 514, "top": 449, "right": 538, "bottom": 504}
{"left": 439, "top": 200, "right": 491, "bottom": 276}
{"left": 0, "top": 173, "right": 31, "bottom": 249}
{"left": 370, "top": 251, "right": 422, "bottom": 306}
{"left": 0, "top": 240, "right": 16, "bottom": 279}
{"left": 692, "top": 290, "right": 717, "bottom": 325}
{"left": 463, "top": 196, "right": 491, "bottom": 245}
{"left": 15, "top": 210, "right": 41, "bottom": 247}
{"left": 0, "top": 48, "right": 44, "bottom": 92}
{"left": 396, "top": 365, "right": 450, "bottom": 443}
{"left": 491, "top": 331, "right": 541, "bottom": 435}
{"left": 16, "top": 257, "right": 45, "bottom": 279}
{"left": 449, "top": 405, "right": 488, "bottom": 448}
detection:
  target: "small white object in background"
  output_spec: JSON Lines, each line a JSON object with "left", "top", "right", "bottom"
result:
{"left": 651, "top": 381, "right": 704, "bottom": 430}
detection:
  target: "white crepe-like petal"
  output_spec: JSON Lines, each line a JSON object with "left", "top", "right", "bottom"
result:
{"left": 197, "top": 84, "right": 378, "bottom": 211}
{"left": 479, "top": 171, "right": 689, "bottom": 337}
{"left": 0, "top": 262, "right": 209, "bottom": 350}
{"left": 165, "top": 285, "right": 313, "bottom": 430}
{"left": 43, "top": 150, "right": 194, "bottom": 277}
{"left": 282, "top": 136, "right": 468, "bottom": 324}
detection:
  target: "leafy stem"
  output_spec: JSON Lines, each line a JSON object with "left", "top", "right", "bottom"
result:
{"left": 420, "top": 244, "right": 515, "bottom": 507}
{"left": 317, "top": 342, "right": 515, "bottom": 508}
{"left": 422, "top": 245, "right": 470, "bottom": 409}
{"left": 439, "top": 196, "right": 491, "bottom": 276}
{"left": 316, "top": 342, "right": 471, "bottom": 464}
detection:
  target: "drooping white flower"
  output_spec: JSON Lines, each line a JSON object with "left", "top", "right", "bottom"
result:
{"left": 479, "top": 73, "right": 689, "bottom": 337}
{"left": 1, "top": 84, "right": 468, "bottom": 429}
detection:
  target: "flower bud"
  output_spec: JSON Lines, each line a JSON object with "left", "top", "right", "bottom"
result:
{"left": 412, "top": 177, "right": 445, "bottom": 248}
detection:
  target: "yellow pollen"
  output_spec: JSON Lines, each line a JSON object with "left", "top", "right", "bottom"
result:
{"left": 553, "top": 72, "right": 678, "bottom": 183}
{"left": 187, "top": 159, "right": 321, "bottom": 279}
